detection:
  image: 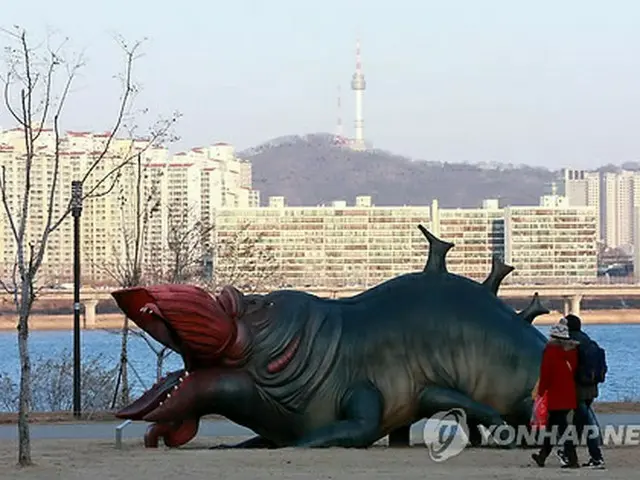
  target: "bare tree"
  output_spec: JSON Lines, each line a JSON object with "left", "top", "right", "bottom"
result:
{"left": 0, "top": 27, "right": 178, "bottom": 466}
{"left": 211, "top": 221, "right": 281, "bottom": 293}
{"left": 130, "top": 329, "right": 173, "bottom": 381}
{"left": 100, "top": 153, "right": 162, "bottom": 408}
{"left": 159, "top": 213, "right": 281, "bottom": 292}
{"left": 165, "top": 205, "right": 214, "bottom": 284}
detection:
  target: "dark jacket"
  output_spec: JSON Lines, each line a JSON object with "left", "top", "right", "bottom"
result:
{"left": 568, "top": 329, "right": 599, "bottom": 401}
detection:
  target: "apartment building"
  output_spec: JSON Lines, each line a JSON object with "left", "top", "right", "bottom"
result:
{"left": 634, "top": 206, "right": 640, "bottom": 282}
{"left": 562, "top": 168, "right": 601, "bottom": 241}
{"left": 561, "top": 168, "right": 640, "bottom": 251}
{"left": 434, "top": 199, "right": 505, "bottom": 282}
{"left": 148, "top": 143, "right": 260, "bottom": 278}
{"left": 213, "top": 195, "right": 432, "bottom": 288}
{"left": 602, "top": 170, "right": 640, "bottom": 250}
{"left": 0, "top": 128, "right": 259, "bottom": 285}
{"left": 214, "top": 195, "right": 599, "bottom": 289}
{"left": 504, "top": 204, "right": 598, "bottom": 284}
{"left": 0, "top": 128, "right": 166, "bottom": 284}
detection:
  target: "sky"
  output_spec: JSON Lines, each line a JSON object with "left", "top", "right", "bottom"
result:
{"left": 2, "top": 0, "right": 640, "bottom": 168}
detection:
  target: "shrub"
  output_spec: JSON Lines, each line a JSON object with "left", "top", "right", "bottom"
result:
{"left": 0, "top": 350, "right": 118, "bottom": 413}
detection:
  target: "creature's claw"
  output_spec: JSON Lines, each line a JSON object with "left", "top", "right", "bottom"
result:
{"left": 143, "top": 419, "right": 199, "bottom": 448}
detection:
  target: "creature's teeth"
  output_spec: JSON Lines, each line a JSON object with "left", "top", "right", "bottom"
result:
{"left": 173, "top": 386, "right": 178, "bottom": 391}
{"left": 159, "top": 401, "right": 163, "bottom": 406}
{"left": 179, "top": 378, "right": 184, "bottom": 383}
{"left": 167, "top": 394, "right": 171, "bottom": 399}
{"left": 185, "top": 371, "right": 190, "bottom": 377}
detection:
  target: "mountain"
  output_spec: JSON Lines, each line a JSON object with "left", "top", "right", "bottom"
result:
{"left": 242, "top": 133, "right": 560, "bottom": 208}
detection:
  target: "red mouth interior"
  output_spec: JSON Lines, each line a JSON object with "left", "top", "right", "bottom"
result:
{"left": 111, "top": 284, "right": 241, "bottom": 367}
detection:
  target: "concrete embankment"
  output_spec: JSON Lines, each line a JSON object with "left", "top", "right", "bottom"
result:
{"left": 0, "top": 309, "right": 638, "bottom": 331}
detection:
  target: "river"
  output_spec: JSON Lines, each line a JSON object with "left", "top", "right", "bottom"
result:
{"left": 0, "top": 324, "right": 637, "bottom": 410}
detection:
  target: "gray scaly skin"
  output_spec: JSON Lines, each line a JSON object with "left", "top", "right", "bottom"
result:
{"left": 113, "top": 225, "right": 556, "bottom": 449}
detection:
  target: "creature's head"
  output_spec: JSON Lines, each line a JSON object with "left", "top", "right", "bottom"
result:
{"left": 112, "top": 284, "right": 246, "bottom": 370}
{"left": 110, "top": 284, "right": 309, "bottom": 423}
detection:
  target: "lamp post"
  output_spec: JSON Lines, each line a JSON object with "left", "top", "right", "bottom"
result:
{"left": 71, "top": 181, "right": 83, "bottom": 418}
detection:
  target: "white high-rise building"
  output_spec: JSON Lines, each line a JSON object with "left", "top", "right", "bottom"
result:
{"left": 603, "top": 170, "right": 640, "bottom": 249}
{"left": 0, "top": 128, "right": 259, "bottom": 285}
{"left": 562, "top": 168, "right": 601, "bottom": 241}
{"left": 0, "top": 128, "right": 166, "bottom": 284}
{"left": 634, "top": 206, "right": 640, "bottom": 283}
{"left": 143, "top": 142, "right": 260, "bottom": 279}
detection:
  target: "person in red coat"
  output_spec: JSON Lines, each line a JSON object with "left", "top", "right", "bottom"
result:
{"left": 531, "top": 321, "right": 580, "bottom": 469}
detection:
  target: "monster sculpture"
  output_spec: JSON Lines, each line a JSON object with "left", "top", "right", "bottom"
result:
{"left": 112, "top": 225, "right": 553, "bottom": 449}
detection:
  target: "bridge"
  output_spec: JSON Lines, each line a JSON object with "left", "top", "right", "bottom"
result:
{"left": 2, "top": 283, "right": 639, "bottom": 327}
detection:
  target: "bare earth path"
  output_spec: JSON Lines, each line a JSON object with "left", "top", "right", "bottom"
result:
{"left": 1, "top": 437, "right": 637, "bottom": 479}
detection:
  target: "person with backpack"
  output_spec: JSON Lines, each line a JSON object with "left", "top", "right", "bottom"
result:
{"left": 559, "top": 314, "right": 606, "bottom": 469}
{"left": 531, "top": 321, "right": 580, "bottom": 469}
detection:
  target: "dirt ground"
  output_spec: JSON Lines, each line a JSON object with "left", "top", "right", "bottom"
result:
{"left": 0, "top": 308, "right": 639, "bottom": 330}
{"left": 0, "top": 436, "right": 637, "bottom": 479}
{"left": 0, "top": 401, "right": 637, "bottom": 425}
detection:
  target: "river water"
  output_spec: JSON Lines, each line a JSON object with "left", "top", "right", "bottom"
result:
{"left": 0, "top": 324, "right": 637, "bottom": 410}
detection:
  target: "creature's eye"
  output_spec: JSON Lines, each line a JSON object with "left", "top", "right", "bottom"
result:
{"left": 267, "top": 301, "right": 274, "bottom": 308}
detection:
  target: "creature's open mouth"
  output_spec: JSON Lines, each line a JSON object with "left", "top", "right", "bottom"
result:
{"left": 115, "top": 366, "right": 226, "bottom": 447}
{"left": 110, "top": 284, "right": 248, "bottom": 445}
{"left": 114, "top": 365, "right": 202, "bottom": 447}
{"left": 115, "top": 369, "right": 187, "bottom": 420}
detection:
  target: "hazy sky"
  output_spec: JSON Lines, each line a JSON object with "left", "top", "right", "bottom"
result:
{"left": 2, "top": 0, "right": 640, "bottom": 168}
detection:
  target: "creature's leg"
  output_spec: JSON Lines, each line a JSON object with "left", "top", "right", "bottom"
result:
{"left": 294, "top": 382, "right": 383, "bottom": 448}
{"left": 144, "top": 371, "right": 282, "bottom": 449}
{"left": 210, "top": 435, "right": 277, "bottom": 450}
{"left": 418, "top": 386, "right": 508, "bottom": 447}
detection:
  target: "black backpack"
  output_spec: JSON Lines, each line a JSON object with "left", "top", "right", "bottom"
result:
{"left": 576, "top": 337, "right": 607, "bottom": 386}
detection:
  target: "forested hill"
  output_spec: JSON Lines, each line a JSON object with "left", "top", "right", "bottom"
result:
{"left": 242, "top": 133, "right": 559, "bottom": 207}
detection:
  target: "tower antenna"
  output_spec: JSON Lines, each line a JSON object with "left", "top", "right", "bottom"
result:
{"left": 350, "top": 38, "right": 366, "bottom": 151}
{"left": 336, "top": 85, "right": 343, "bottom": 138}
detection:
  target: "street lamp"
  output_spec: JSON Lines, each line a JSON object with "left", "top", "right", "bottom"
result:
{"left": 71, "top": 180, "right": 83, "bottom": 418}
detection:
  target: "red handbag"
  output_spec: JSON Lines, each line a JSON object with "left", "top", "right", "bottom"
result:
{"left": 530, "top": 392, "right": 549, "bottom": 428}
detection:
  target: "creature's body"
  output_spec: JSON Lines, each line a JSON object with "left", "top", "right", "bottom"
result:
{"left": 112, "top": 226, "right": 551, "bottom": 449}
